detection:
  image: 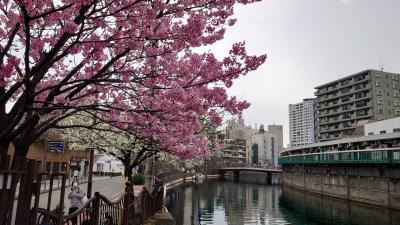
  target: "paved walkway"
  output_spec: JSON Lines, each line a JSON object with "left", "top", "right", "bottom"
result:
{"left": 14, "top": 176, "right": 110, "bottom": 199}
{"left": 144, "top": 207, "right": 175, "bottom": 225}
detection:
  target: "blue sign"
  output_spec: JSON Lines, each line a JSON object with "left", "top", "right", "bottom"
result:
{"left": 48, "top": 141, "right": 65, "bottom": 153}
{"left": 106, "top": 160, "right": 112, "bottom": 164}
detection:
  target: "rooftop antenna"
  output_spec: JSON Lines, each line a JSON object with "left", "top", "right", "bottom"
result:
{"left": 379, "top": 55, "right": 384, "bottom": 71}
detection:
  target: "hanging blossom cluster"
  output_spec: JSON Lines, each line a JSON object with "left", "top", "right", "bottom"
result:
{"left": 0, "top": 0, "right": 266, "bottom": 159}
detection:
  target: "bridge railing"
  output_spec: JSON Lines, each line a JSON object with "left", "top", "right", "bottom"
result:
{"left": 279, "top": 147, "right": 400, "bottom": 164}
{"left": 219, "top": 163, "right": 282, "bottom": 170}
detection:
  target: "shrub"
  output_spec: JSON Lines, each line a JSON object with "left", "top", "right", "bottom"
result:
{"left": 132, "top": 173, "right": 146, "bottom": 185}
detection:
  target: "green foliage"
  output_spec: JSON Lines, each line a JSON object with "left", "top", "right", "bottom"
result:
{"left": 132, "top": 173, "right": 146, "bottom": 185}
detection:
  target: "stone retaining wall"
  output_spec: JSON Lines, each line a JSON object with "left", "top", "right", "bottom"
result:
{"left": 282, "top": 164, "right": 400, "bottom": 209}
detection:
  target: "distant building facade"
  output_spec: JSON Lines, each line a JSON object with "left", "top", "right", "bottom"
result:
{"left": 364, "top": 117, "right": 400, "bottom": 136}
{"left": 268, "top": 124, "right": 284, "bottom": 154}
{"left": 93, "top": 150, "right": 124, "bottom": 174}
{"left": 223, "top": 117, "right": 252, "bottom": 165}
{"left": 223, "top": 139, "right": 247, "bottom": 165}
{"left": 251, "top": 125, "right": 278, "bottom": 166}
{"left": 289, "top": 98, "right": 316, "bottom": 147}
{"left": 315, "top": 69, "right": 400, "bottom": 142}
{"left": 6, "top": 140, "right": 90, "bottom": 178}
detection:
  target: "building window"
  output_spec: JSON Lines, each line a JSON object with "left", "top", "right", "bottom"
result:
{"left": 393, "top": 128, "right": 400, "bottom": 133}
{"left": 61, "top": 162, "right": 68, "bottom": 171}
{"left": 375, "top": 81, "right": 382, "bottom": 87}
{"left": 96, "top": 163, "right": 104, "bottom": 171}
{"left": 368, "top": 132, "right": 374, "bottom": 136}
{"left": 380, "top": 130, "right": 386, "bottom": 134}
{"left": 46, "top": 162, "right": 52, "bottom": 172}
{"left": 394, "top": 84, "right": 399, "bottom": 89}
{"left": 377, "top": 90, "right": 383, "bottom": 96}
{"left": 393, "top": 75, "right": 399, "bottom": 81}
{"left": 396, "top": 110, "right": 400, "bottom": 116}
{"left": 378, "top": 108, "right": 383, "bottom": 114}
{"left": 376, "top": 99, "right": 383, "bottom": 105}
{"left": 52, "top": 162, "right": 60, "bottom": 173}
{"left": 395, "top": 92, "right": 399, "bottom": 98}
{"left": 395, "top": 101, "right": 400, "bottom": 107}
{"left": 375, "top": 72, "right": 380, "bottom": 77}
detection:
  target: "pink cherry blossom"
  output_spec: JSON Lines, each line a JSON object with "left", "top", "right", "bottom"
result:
{"left": 0, "top": 0, "right": 266, "bottom": 162}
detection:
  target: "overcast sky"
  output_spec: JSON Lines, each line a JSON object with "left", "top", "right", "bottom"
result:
{"left": 208, "top": 0, "right": 400, "bottom": 146}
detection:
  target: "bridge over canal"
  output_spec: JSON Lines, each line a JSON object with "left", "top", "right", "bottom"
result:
{"left": 217, "top": 166, "right": 282, "bottom": 184}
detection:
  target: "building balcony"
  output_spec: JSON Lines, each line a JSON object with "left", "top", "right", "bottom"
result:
{"left": 318, "top": 101, "right": 340, "bottom": 110}
{"left": 354, "top": 83, "right": 371, "bottom": 91}
{"left": 318, "top": 124, "right": 342, "bottom": 133}
{"left": 317, "top": 133, "right": 343, "bottom": 141}
{"left": 354, "top": 92, "right": 372, "bottom": 101}
{"left": 355, "top": 101, "right": 372, "bottom": 109}
{"left": 356, "top": 109, "right": 373, "bottom": 119}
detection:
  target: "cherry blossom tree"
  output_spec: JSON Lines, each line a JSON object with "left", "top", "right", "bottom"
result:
{"left": 60, "top": 113, "right": 223, "bottom": 180}
{"left": 0, "top": 0, "right": 266, "bottom": 168}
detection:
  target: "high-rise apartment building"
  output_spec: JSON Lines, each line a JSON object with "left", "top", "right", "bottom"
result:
{"left": 289, "top": 98, "right": 316, "bottom": 147}
{"left": 315, "top": 69, "right": 400, "bottom": 142}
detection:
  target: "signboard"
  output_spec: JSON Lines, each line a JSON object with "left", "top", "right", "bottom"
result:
{"left": 48, "top": 141, "right": 65, "bottom": 153}
{"left": 106, "top": 160, "right": 112, "bottom": 164}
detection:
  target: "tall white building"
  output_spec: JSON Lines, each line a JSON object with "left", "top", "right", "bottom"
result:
{"left": 289, "top": 98, "right": 316, "bottom": 147}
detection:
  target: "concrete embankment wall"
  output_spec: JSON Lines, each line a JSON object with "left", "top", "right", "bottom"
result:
{"left": 282, "top": 164, "right": 400, "bottom": 210}
{"left": 165, "top": 175, "right": 221, "bottom": 191}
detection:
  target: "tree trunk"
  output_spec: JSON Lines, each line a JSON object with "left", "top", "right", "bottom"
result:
{"left": 11, "top": 140, "right": 30, "bottom": 170}
{"left": 124, "top": 164, "right": 133, "bottom": 183}
{"left": 0, "top": 140, "right": 11, "bottom": 169}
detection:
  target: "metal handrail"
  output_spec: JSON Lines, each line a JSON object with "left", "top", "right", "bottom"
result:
{"left": 279, "top": 147, "right": 400, "bottom": 164}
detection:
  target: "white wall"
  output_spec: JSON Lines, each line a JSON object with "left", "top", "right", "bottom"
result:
{"left": 93, "top": 153, "right": 124, "bottom": 173}
{"left": 364, "top": 117, "right": 400, "bottom": 136}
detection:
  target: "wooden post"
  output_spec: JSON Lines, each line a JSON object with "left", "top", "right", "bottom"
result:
{"left": 91, "top": 192, "right": 101, "bottom": 225}
{"left": 141, "top": 187, "right": 146, "bottom": 224}
{"left": 122, "top": 183, "right": 131, "bottom": 225}
{"left": 58, "top": 174, "right": 66, "bottom": 225}
{"left": 87, "top": 149, "right": 94, "bottom": 198}
{"left": 16, "top": 159, "right": 35, "bottom": 225}
{"left": 44, "top": 175, "right": 54, "bottom": 225}
{"left": 30, "top": 172, "right": 43, "bottom": 225}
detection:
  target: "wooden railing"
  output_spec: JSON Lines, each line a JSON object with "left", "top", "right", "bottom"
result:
{"left": 35, "top": 180, "right": 165, "bottom": 225}
{"left": 1, "top": 156, "right": 166, "bottom": 225}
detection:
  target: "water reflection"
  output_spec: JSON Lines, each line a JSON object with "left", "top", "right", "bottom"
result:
{"left": 165, "top": 178, "right": 400, "bottom": 225}
{"left": 280, "top": 187, "right": 400, "bottom": 225}
{"left": 166, "top": 180, "right": 287, "bottom": 225}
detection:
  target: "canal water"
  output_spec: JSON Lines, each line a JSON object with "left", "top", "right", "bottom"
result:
{"left": 165, "top": 175, "right": 400, "bottom": 225}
